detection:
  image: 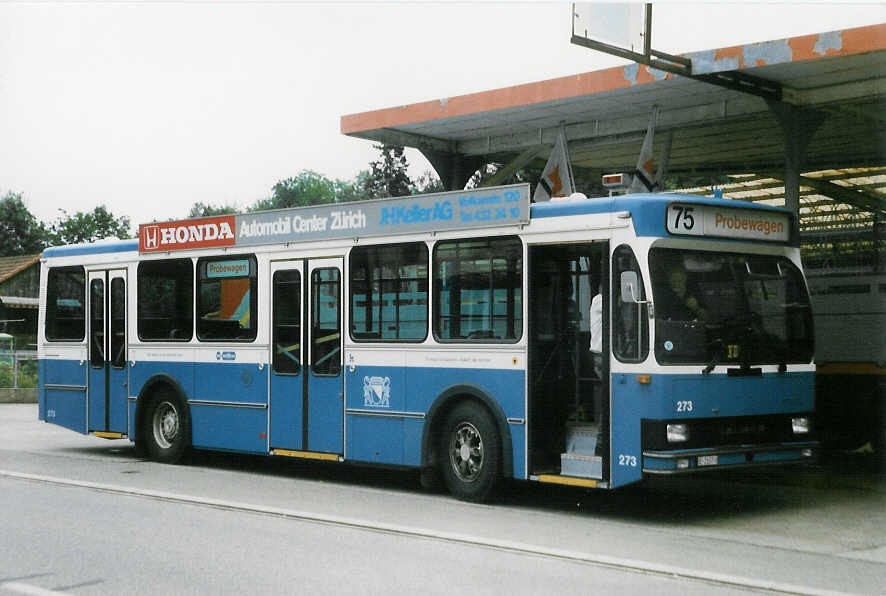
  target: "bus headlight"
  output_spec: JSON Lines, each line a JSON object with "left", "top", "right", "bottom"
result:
{"left": 667, "top": 423, "right": 689, "bottom": 443}
{"left": 792, "top": 416, "right": 810, "bottom": 434}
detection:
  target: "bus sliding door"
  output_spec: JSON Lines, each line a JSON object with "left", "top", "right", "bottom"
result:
{"left": 87, "top": 269, "right": 128, "bottom": 435}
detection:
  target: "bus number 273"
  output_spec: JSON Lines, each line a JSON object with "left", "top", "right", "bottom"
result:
{"left": 618, "top": 454, "right": 638, "bottom": 467}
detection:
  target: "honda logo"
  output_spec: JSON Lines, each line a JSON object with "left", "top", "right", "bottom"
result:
{"left": 143, "top": 225, "right": 159, "bottom": 250}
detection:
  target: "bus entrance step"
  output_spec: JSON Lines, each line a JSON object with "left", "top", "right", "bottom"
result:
{"left": 560, "top": 453, "right": 603, "bottom": 479}
{"left": 565, "top": 423, "right": 599, "bottom": 454}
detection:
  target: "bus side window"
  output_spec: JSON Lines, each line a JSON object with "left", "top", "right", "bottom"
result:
{"left": 433, "top": 236, "right": 522, "bottom": 342}
{"left": 137, "top": 259, "right": 193, "bottom": 342}
{"left": 196, "top": 255, "right": 258, "bottom": 342}
{"left": 349, "top": 242, "right": 428, "bottom": 342}
{"left": 311, "top": 267, "right": 341, "bottom": 376}
{"left": 45, "top": 266, "right": 85, "bottom": 342}
{"left": 273, "top": 270, "right": 301, "bottom": 375}
{"left": 612, "top": 245, "right": 649, "bottom": 362}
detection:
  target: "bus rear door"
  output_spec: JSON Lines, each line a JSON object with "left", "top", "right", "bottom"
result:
{"left": 269, "top": 258, "right": 343, "bottom": 456}
{"left": 87, "top": 269, "right": 128, "bottom": 436}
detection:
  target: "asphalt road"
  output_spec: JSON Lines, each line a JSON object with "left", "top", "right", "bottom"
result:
{"left": 1, "top": 405, "right": 884, "bottom": 595}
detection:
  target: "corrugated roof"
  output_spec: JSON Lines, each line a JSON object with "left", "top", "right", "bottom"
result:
{"left": 341, "top": 23, "right": 885, "bottom": 210}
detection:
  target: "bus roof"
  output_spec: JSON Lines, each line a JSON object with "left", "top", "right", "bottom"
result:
{"left": 532, "top": 193, "right": 790, "bottom": 238}
{"left": 42, "top": 193, "right": 789, "bottom": 258}
{"left": 43, "top": 238, "right": 139, "bottom": 258}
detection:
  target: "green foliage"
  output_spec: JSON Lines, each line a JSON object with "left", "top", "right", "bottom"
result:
{"left": 47, "top": 205, "right": 131, "bottom": 246}
{"left": 188, "top": 202, "right": 238, "bottom": 218}
{"left": 0, "top": 192, "right": 47, "bottom": 256}
{"left": 251, "top": 170, "right": 339, "bottom": 211}
{"left": 362, "top": 144, "right": 413, "bottom": 199}
{"left": 335, "top": 172, "right": 371, "bottom": 203}
{"left": 413, "top": 170, "right": 445, "bottom": 194}
{"left": 0, "top": 360, "right": 37, "bottom": 389}
{"left": 250, "top": 170, "right": 371, "bottom": 212}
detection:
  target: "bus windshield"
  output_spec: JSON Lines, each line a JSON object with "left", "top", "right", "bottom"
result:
{"left": 650, "top": 247, "right": 813, "bottom": 366}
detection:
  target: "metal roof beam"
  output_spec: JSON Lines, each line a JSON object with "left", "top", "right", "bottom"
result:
{"left": 759, "top": 173, "right": 886, "bottom": 214}
{"left": 366, "top": 128, "right": 456, "bottom": 155}
{"left": 785, "top": 77, "right": 886, "bottom": 107}
{"left": 478, "top": 146, "right": 546, "bottom": 188}
{"left": 455, "top": 95, "right": 769, "bottom": 156}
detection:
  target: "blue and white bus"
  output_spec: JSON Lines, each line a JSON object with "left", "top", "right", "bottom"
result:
{"left": 38, "top": 184, "right": 817, "bottom": 501}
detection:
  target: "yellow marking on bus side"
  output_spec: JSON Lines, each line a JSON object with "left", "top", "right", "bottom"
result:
{"left": 537, "top": 474, "right": 598, "bottom": 489}
{"left": 273, "top": 449, "right": 340, "bottom": 462}
{"left": 92, "top": 432, "right": 125, "bottom": 440}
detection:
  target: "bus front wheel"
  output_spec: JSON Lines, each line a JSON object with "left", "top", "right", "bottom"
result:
{"left": 439, "top": 401, "right": 501, "bottom": 502}
{"left": 142, "top": 390, "right": 191, "bottom": 464}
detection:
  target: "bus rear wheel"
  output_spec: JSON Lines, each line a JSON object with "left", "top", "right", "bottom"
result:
{"left": 142, "top": 390, "right": 191, "bottom": 464}
{"left": 439, "top": 401, "right": 501, "bottom": 502}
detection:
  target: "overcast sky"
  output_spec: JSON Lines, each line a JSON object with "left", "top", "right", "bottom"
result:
{"left": 1, "top": 1, "right": 882, "bottom": 230}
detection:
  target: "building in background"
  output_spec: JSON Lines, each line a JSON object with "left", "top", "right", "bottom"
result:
{"left": 0, "top": 254, "right": 41, "bottom": 351}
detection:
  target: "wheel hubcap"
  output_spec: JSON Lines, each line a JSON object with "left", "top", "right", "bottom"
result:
{"left": 449, "top": 422, "right": 484, "bottom": 482}
{"left": 152, "top": 401, "right": 179, "bottom": 449}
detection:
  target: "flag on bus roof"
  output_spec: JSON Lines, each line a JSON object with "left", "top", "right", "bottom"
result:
{"left": 630, "top": 106, "right": 659, "bottom": 193}
{"left": 533, "top": 124, "right": 575, "bottom": 202}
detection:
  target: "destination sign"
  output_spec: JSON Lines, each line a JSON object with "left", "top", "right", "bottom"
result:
{"left": 666, "top": 203, "right": 790, "bottom": 243}
{"left": 139, "top": 184, "right": 530, "bottom": 253}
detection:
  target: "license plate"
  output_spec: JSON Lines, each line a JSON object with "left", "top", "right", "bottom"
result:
{"left": 698, "top": 455, "right": 719, "bottom": 466}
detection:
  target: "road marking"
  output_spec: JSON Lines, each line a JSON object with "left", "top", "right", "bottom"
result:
{"left": 0, "top": 469, "right": 858, "bottom": 596}
{"left": 0, "top": 582, "right": 68, "bottom": 596}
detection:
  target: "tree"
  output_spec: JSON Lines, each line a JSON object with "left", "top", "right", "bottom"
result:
{"left": 362, "top": 144, "right": 413, "bottom": 199}
{"left": 47, "top": 205, "right": 131, "bottom": 246}
{"left": 334, "top": 172, "right": 370, "bottom": 203}
{"left": 413, "top": 170, "right": 445, "bottom": 194}
{"left": 188, "top": 202, "right": 238, "bottom": 218}
{"left": 251, "top": 170, "right": 339, "bottom": 211}
{"left": 0, "top": 192, "right": 46, "bottom": 256}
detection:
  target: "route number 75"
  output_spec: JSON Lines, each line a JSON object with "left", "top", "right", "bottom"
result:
{"left": 667, "top": 205, "right": 703, "bottom": 236}
{"left": 672, "top": 206, "right": 695, "bottom": 230}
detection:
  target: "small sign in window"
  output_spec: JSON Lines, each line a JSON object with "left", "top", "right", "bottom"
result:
{"left": 207, "top": 259, "right": 250, "bottom": 278}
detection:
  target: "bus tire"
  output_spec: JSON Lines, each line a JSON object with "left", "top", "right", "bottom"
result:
{"left": 142, "top": 389, "right": 191, "bottom": 464}
{"left": 439, "top": 401, "right": 501, "bottom": 503}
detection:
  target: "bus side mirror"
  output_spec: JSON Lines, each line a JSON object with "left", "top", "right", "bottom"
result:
{"left": 620, "top": 271, "right": 641, "bottom": 303}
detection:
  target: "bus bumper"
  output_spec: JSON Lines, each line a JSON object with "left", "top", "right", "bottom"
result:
{"left": 642, "top": 442, "right": 818, "bottom": 474}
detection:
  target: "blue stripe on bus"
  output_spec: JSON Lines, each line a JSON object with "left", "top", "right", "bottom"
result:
{"left": 43, "top": 239, "right": 139, "bottom": 258}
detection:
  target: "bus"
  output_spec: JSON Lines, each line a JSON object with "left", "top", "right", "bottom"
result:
{"left": 37, "top": 184, "right": 817, "bottom": 501}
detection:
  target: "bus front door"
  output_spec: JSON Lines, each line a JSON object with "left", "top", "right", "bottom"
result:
{"left": 269, "top": 258, "right": 343, "bottom": 455}
{"left": 87, "top": 269, "right": 128, "bottom": 435}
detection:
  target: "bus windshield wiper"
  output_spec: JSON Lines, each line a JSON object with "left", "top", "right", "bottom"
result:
{"left": 703, "top": 338, "right": 724, "bottom": 375}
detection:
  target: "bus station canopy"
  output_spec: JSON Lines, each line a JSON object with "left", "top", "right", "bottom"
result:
{"left": 341, "top": 23, "right": 885, "bottom": 226}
